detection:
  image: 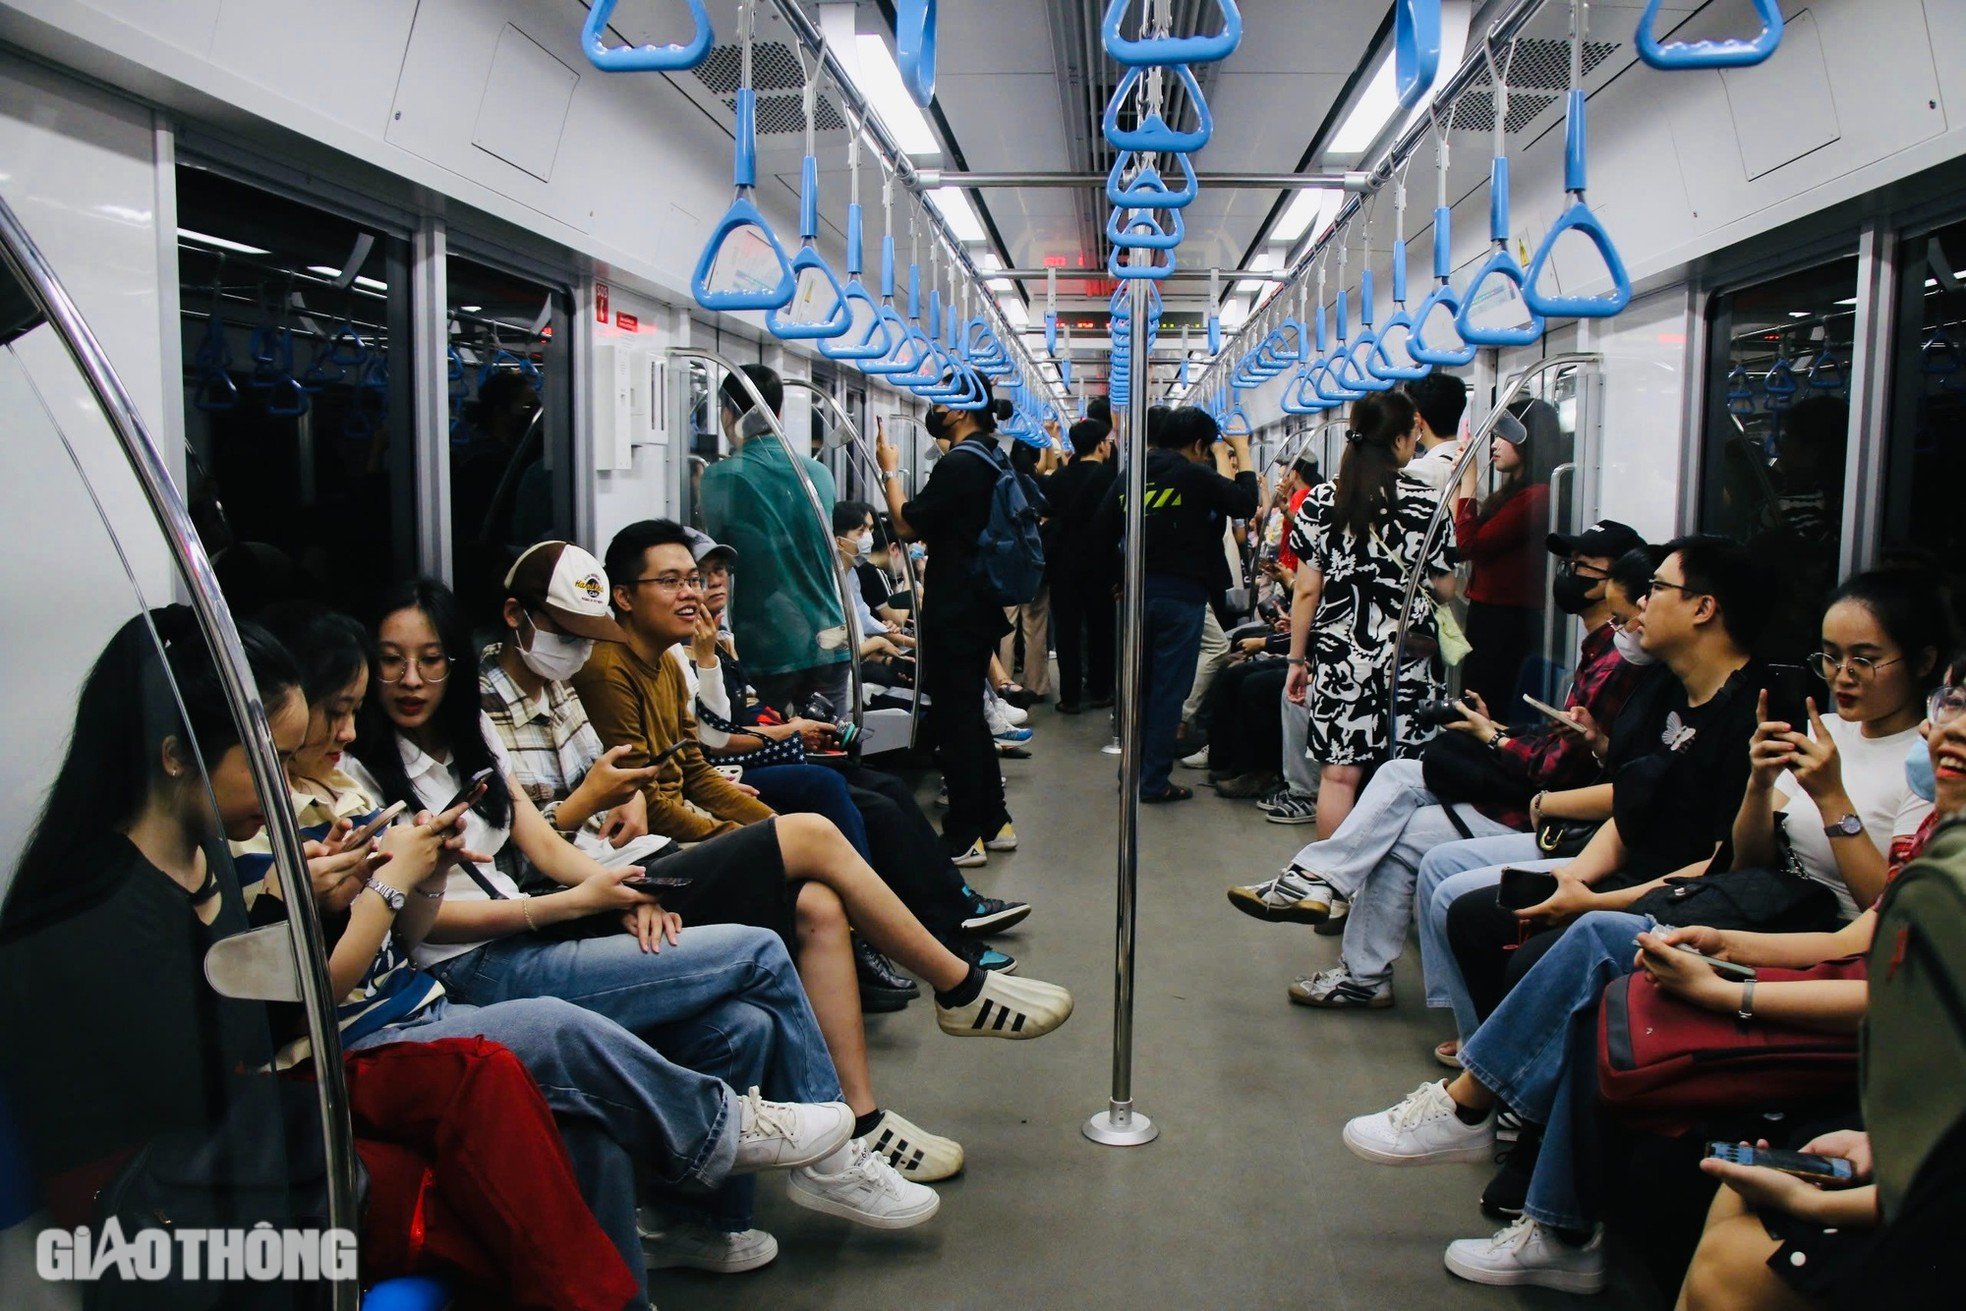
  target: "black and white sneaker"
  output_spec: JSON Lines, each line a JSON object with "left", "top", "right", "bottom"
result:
{"left": 1263, "top": 793, "right": 1320, "bottom": 825}
{"left": 1312, "top": 895, "right": 1351, "bottom": 936}
{"left": 1287, "top": 965, "right": 1392, "bottom": 1009}
{"left": 960, "top": 886, "right": 1031, "bottom": 934}
{"left": 1494, "top": 1108, "right": 1525, "bottom": 1144}
{"left": 935, "top": 970, "right": 1073, "bottom": 1039}
{"left": 862, "top": 1108, "right": 964, "bottom": 1182}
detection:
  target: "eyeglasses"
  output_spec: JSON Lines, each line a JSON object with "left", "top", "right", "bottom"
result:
{"left": 630, "top": 573, "right": 704, "bottom": 594}
{"left": 1807, "top": 651, "right": 1904, "bottom": 683}
{"left": 377, "top": 652, "right": 450, "bottom": 683}
{"left": 1646, "top": 576, "right": 1704, "bottom": 601}
{"left": 1927, "top": 685, "right": 1966, "bottom": 726}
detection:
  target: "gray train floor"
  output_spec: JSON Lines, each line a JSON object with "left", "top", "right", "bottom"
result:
{"left": 654, "top": 699, "right": 1663, "bottom": 1310}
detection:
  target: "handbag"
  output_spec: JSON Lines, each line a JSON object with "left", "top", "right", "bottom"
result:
{"left": 1597, "top": 957, "right": 1865, "bottom": 1123}
{"left": 1627, "top": 865, "right": 1843, "bottom": 933}
{"left": 1421, "top": 728, "right": 1531, "bottom": 810}
{"left": 1536, "top": 817, "right": 1600, "bottom": 858}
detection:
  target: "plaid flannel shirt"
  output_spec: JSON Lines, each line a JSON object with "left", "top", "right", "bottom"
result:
{"left": 480, "top": 647, "right": 602, "bottom": 832}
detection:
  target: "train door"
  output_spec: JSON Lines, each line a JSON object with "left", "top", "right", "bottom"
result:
{"left": 1882, "top": 215, "right": 1966, "bottom": 602}
{"left": 1, "top": 200, "right": 354, "bottom": 1307}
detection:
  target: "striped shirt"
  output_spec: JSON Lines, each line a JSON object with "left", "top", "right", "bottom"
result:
{"left": 480, "top": 647, "right": 604, "bottom": 830}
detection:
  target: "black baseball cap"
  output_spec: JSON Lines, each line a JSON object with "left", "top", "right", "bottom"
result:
{"left": 1548, "top": 519, "right": 1645, "bottom": 561}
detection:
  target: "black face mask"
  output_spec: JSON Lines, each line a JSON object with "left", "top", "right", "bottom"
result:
{"left": 923, "top": 408, "right": 950, "bottom": 441}
{"left": 1551, "top": 569, "right": 1599, "bottom": 615}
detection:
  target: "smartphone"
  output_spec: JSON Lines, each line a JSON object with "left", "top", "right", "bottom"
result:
{"left": 622, "top": 874, "right": 695, "bottom": 895}
{"left": 1634, "top": 937, "right": 1759, "bottom": 981}
{"left": 441, "top": 767, "right": 496, "bottom": 814}
{"left": 1521, "top": 694, "right": 1582, "bottom": 732}
{"left": 1495, "top": 867, "right": 1561, "bottom": 911}
{"left": 1764, "top": 663, "right": 1812, "bottom": 732}
{"left": 334, "top": 799, "right": 408, "bottom": 853}
{"left": 1706, "top": 1142, "right": 1855, "bottom": 1185}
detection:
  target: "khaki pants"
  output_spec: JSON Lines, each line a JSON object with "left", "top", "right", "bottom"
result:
{"left": 998, "top": 586, "right": 1052, "bottom": 695}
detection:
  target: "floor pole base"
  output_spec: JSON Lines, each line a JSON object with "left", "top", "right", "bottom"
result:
{"left": 1083, "top": 1104, "right": 1159, "bottom": 1147}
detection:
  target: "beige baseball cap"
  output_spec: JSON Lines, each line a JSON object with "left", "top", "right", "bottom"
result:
{"left": 504, "top": 541, "right": 630, "bottom": 642}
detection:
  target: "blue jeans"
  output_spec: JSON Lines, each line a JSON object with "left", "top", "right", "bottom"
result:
{"left": 1413, "top": 832, "right": 1549, "bottom": 1038}
{"left": 1457, "top": 910, "right": 1650, "bottom": 1231}
{"left": 1141, "top": 582, "right": 1208, "bottom": 796}
{"left": 1286, "top": 759, "right": 1520, "bottom": 987}
{"left": 429, "top": 923, "right": 842, "bottom": 1232}
{"left": 352, "top": 994, "right": 739, "bottom": 1307}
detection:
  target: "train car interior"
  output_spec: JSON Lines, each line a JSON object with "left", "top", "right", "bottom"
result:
{"left": 2, "top": 1, "right": 1965, "bottom": 1307}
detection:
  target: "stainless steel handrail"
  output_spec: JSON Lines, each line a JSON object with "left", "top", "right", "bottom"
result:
{"left": 669, "top": 348, "right": 865, "bottom": 732}
{"left": 783, "top": 377, "right": 924, "bottom": 750}
{"left": 1386, "top": 353, "right": 1604, "bottom": 741}
{"left": 0, "top": 196, "right": 360, "bottom": 1305}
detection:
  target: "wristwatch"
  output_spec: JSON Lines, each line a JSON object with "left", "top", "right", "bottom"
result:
{"left": 1823, "top": 813, "right": 1864, "bottom": 839}
{"left": 364, "top": 878, "right": 406, "bottom": 913}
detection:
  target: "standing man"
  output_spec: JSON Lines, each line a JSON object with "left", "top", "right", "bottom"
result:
{"left": 1401, "top": 370, "right": 1468, "bottom": 499}
{"left": 874, "top": 389, "right": 1020, "bottom": 866}
{"left": 1044, "top": 417, "right": 1119, "bottom": 715}
{"left": 1095, "top": 406, "right": 1260, "bottom": 803}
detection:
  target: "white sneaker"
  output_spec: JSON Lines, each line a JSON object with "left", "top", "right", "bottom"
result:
{"left": 862, "top": 1108, "right": 964, "bottom": 1181}
{"left": 984, "top": 822, "right": 1019, "bottom": 852}
{"left": 999, "top": 702, "right": 1030, "bottom": 727}
{"left": 936, "top": 969, "right": 1074, "bottom": 1039}
{"left": 787, "top": 1139, "right": 941, "bottom": 1229}
{"left": 1180, "top": 747, "right": 1212, "bottom": 770}
{"left": 729, "top": 1088, "right": 855, "bottom": 1174}
{"left": 952, "top": 839, "right": 988, "bottom": 868}
{"left": 636, "top": 1211, "right": 778, "bottom": 1274}
{"left": 1342, "top": 1080, "right": 1494, "bottom": 1165}
{"left": 1288, "top": 964, "right": 1393, "bottom": 1009}
{"left": 1225, "top": 868, "right": 1334, "bottom": 924}
{"left": 1444, "top": 1216, "right": 1606, "bottom": 1293}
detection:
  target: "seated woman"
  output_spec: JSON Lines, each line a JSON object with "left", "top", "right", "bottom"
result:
{"left": 831, "top": 500, "right": 916, "bottom": 690}
{"left": 1339, "top": 610, "right": 1951, "bottom": 1295}
{"left": 365, "top": 579, "right": 1068, "bottom": 1166}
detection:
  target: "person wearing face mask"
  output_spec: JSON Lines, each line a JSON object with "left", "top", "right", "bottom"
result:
{"left": 829, "top": 501, "right": 912, "bottom": 677}
{"left": 1228, "top": 521, "right": 1653, "bottom": 1011}
{"left": 873, "top": 386, "right": 1023, "bottom": 863}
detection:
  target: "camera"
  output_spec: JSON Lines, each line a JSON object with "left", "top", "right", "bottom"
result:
{"left": 799, "top": 694, "right": 860, "bottom": 748}
{"left": 1410, "top": 698, "right": 1467, "bottom": 729}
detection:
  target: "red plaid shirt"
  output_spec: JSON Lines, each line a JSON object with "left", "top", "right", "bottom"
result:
{"left": 1473, "top": 621, "right": 1648, "bottom": 829}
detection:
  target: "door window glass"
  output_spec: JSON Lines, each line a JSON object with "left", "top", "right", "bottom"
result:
{"left": 1883, "top": 218, "right": 1966, "bottom": 599}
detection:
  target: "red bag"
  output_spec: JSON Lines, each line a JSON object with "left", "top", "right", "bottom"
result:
{"left": 1596, "top": 956, "right": 1866, "bottom": 1124}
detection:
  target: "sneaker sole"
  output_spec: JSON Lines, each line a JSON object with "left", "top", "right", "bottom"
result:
{"left": 984, "top": 840, "right": 1019, "bottom": 852}
{"left": 1226, "top": 887, "right": 1330, "bottom": 924}
{"left": 1265, "top": 810, "right": 1320, "bottom": 825}
{"left": 786, "top": 1176, "right": 942, "bottom": 1230}
{"left": 641, "top": 1235, "right": 779, "bottom": 1274}
{"left": 952, "top": 853, "right": 987, "bottom": 869}
{"left": 962, "top": 905, "right": 1031, "bottom": 934}
{"left": 1341, "top": 1124, "right": 1494, "bottom": 1167}
{"left": 1443, "top": 1250, "right": 1604, "bottom": 1294}
{"left": 1288, "top": 988, "right": 1393, "bottom": 1009}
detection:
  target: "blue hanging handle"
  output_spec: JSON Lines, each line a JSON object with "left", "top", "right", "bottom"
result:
{"left": 1107, "top": 205, "right": 1185, "bottom": 251}
{"left": 896, "top": 0, "right": 936, "bottom": 107}
{"left": 1370, "top": 240, "right": 1429, "bottom": 382}
{"left": 302, "top": 337, "right": 345, "bottom": 391}
{"left": 359, "top": 352, "right": 389, "bottom": 393}
{"left": 582, "top": 0, "right": 714, "bottom": 71}
{"left": 1636, "top": 0, "right": 1783, "bottom": 70}
{"left": 769, "top": 155, "right": 853, "bottom": 340}
{"left": 1395, "top": 0, "right": 1443, "bottom": 111}
{"left": 1524, "top": 90, "right": 1633, "bottom": 319}
{"left": 1456, "top": 157, "right": 1546, "bottom": 348}
{"left": 1108, "top": 241, "right": 1175, "bottom": 282}
{"left": 1103, "top": 63, "right": 1214, "bottom": 153}
{"left": 1102, "top": 0, "right": 1242, "bottom": 66}
{"left": 1725, "top": 364, "right": 1757, "bottom": 416}
{"left": 1807, "top": 340, "right": 1847, "bottom": 393}
{"left": 821, "top": 203, "right": 891, "bottom": 363}
{"left": 192, "top": 313, "right": 238, "bottom": 412}
{"left": 327, "top": 319, "right": 369, "bottom": 368}
{"left": 248, "top": 324, "right": 293, "bottom": 389}
{"left": 1207, "top": 313, "right": 1221, "bottom": 355}
{"left": 1922, "top": 328, "right": 1963, "bottom": 377}
{"left": 1762, "top": 356, "right": 1799, "bottom": 412}
{"left": 1107, "top": 152, "right": 1199, "bottom": 210}
{"left": 264, "top": 372, "right": 309, "bottom": 417}
{"left": 693, "top": 87, "right": 797, "bottom": 311}
{"left": 1410, "top": 205, "right": 1476, "bottom": 366}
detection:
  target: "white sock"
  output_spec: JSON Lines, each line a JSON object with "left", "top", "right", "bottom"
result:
{"left": 809, "top": 1140, "right": 859, "bottom": 1176}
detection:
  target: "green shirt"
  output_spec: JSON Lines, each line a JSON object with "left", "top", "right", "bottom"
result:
{"left": 699, "top": 437, "right": 850, "bottom": 678}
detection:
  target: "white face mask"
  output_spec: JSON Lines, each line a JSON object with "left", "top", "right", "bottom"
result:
{"left": 853, "top": 531, "right": 874, "bottom": 561}
{"left": 1613, "top": 626, "right": 1657, "bottom": 667}
{"left": 517, "top": 615, "right": 594, "bottom": 683}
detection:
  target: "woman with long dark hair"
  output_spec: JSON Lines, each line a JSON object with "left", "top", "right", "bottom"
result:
{"left": 1454, "top": 396, "right": 1566, "bottom": 713}
{"left": 1283, "top": 391, "right": 1454, "bottom": 836}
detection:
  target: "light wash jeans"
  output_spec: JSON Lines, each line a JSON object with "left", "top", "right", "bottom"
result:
{"left": 1457, "top": 910, "right": 1652, "bottom": 1231}
{"left": 1413, "top": 832, "right": 1554, "bottom": 1039}
{"left": 1279, "top": 691, "right": 1318, "bottom": 799}
{"left": 429, "top": 922, "right": 843, "bottom": 1234}
{"left": 352, "top": 994, "right": 739, "bottom": 1308}
{"left": 1180, "top": 604, "right": 1230, "bottom": 727}
{"left": 1286, "top": 759, "right": 1519, "bottom": 987}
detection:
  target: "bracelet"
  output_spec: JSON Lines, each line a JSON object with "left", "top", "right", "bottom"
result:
{"left": 1531, "top": 790, "right": 1548, "bottom": 820}
{"left": 880, "top": 469, "right": 904, "bottom": 483}
{"left": 413, "top": 887, "right": 444, "bottom": 901}
{"left": 1285, "top": 656, "right": 1308, "bottom": 666}
{"left": 520, "top": 893, "right": 539, "bottom": 932}
{"left": 1736, "top": 978, "right": 1756, "bottom": 1023}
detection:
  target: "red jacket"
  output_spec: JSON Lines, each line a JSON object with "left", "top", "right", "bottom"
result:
{"left": 1454, "top": 483, "right": 1551, "bottom": 608}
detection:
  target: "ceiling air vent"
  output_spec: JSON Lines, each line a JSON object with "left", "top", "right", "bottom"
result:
{"left": 1448, "top": 38, "right": 1617, "bottom": 135}
{"left": 694, "top": 41, "right": 809, "bottom": 94}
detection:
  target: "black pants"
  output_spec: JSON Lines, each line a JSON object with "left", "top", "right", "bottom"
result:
{"left": 1445, "top": 885, "right": 1568, "bottom": 1025}
{"left": 921, "top": 630, "right": 1009, "bottom": 851}
{"left": 1050, "top": 569, "right": 1115, "bottom": 707}
{"left": 839, "top": 765, "right": 975, "bottom": 944}
{"left": 1201, "top": 659, "right": 1288, "bottom": 776}
{"left": 1461, "top": 600, "right": 1542, "bottom": 722}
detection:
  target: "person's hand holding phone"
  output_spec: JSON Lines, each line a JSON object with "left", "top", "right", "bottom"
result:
{"left": 1699, "top": 1139, "right": 1826, "bottom": 1216}
{"left": 1515, "top": 867, "right": 1597, "bottom": 928}
{"left": 572, "top": 866, "right": 661, "bottom": 916}
{"left": 302, "top": 826, "right": 384, "bottom": 914}
{"left": 1562, "top": 704, "right": 1610, "bottom": 760}
{"left": 1746, "top": 690, "right": 1800, "bottom": 793}
{"left": 568, "top": 745, "right": 662, "bottom": 828}
{"left": 1634, "top": 928, "right": 1742, "bottom": 1007}
{"left": 1445, "top": 691, "right": 1499, "bottom": 744}
{"left": 1783, "top": 699, "right": 1848, "bottom": 804}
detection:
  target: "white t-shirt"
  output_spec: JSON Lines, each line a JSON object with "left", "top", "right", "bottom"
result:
{"left": 343, "top": 712, "right": 521, "bottom": 968}
{"left": 1404, "top": 442, "right": 1458, "bottom": 498}
{"left": 1773, "top": 715, "right": 1930, "bottom": 921}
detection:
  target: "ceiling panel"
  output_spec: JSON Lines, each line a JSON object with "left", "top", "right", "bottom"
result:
{"left": 935, "top": 73, "right": 1076, "bottom": 167}
{"left": 936, "top": 0, "right": 1058, "bottom": 73}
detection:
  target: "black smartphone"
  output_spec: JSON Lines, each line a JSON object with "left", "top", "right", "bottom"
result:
{"left": 622, "top": 874, "right": 695, "bottom": 896}
{"left": 1495, "top": 867, "right": 1561, "bottom": 911}
{"left": 1763, "top": 663, "right": 1812, "bottom": 732}
{"left": 441, "top": 767, "right": 496, "bottom": 814}
{"left": 1706, "top": 1142, "right": 1855, "bottom": 1185}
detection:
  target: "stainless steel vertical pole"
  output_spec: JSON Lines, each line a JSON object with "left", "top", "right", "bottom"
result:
{"left": 1085, "top": 275, "right": 1158, "bottom": 1147}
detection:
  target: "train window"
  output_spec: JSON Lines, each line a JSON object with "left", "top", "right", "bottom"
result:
{"left": 1882, "top": 216, "right": 1966, "bottom": 596}
{"left": 1699, "top": 254, "right": 1860, "bottom": 661}
{"left": 446, "top": 257, "right": 573, "bottom": 625}
{"left": 1, "top": 272, "right": 332, "bottom": 1297}
{"left": 177, "top": 167, "right": 415, "bottom": 619}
